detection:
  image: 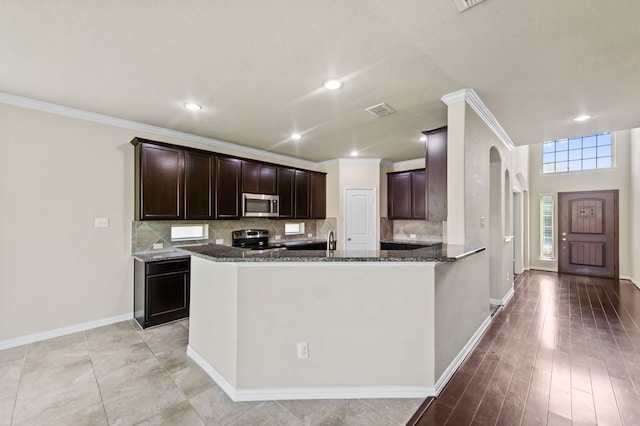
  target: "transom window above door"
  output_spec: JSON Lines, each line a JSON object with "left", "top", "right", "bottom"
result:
{"left": 542, "top": 132, "right": 612, "bottom": 174}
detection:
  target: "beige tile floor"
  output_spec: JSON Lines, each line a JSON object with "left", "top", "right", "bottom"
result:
{"left": 0, "top": 320, "right": 424, "bottom": 425}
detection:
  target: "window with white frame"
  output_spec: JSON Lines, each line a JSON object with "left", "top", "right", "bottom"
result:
{"left": 542, "top": 132, "right": 612, "bottom": 174}
{"left": 540, "top": 195, "right": 554, "bottom": 259}
{"left": 171, "top": 224, "right": 208, "bottom": 241}
{"left": 284, "top": 222, "right": 305, "bottom": 235}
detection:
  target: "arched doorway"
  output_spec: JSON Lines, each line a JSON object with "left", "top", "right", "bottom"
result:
{"left": 512, "top": 173, "right": 529, "bottom": 276}
{"left": 489, "top": 147, "right": 503, "bottom": 309}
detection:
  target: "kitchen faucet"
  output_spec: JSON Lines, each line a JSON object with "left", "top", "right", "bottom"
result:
{"left": 327, "top": 230, "right": 336, "bottom": 252}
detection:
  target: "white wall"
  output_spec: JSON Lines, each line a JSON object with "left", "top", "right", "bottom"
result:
{"left": 445, "top": 99, "right": 527, "bottom": 302}
{"left": 0, "top": 103, "right": 319, "bottom": 342}
{"left": 322, "top": 158, "right": 382, "bottom": 249}
{"left": 188, "top": 258, "right": 437, "bottom": 398}
{"left": 528, "top": 130, "right": 632, "bottom": 276}
{"left": 630, "top": 129, "right": 640, "bottom": 286}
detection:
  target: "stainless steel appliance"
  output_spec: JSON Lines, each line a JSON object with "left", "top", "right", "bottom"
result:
{"left": 242, "top": 193, "right": 279, "bottom": 217}
{"left": 231, "top": 229, "right": 285, "bottom": 252}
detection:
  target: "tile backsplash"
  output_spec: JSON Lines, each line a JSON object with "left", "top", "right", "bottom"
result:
{"left": 381, "top": 218, "right": 442, "bottom": 242}
{"left": 132, "top": 217, "right": 337, "bottom": 253}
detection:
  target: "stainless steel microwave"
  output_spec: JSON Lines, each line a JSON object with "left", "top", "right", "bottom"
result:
{"left": 242, "top": 193, "right": 279, "bottom": 217}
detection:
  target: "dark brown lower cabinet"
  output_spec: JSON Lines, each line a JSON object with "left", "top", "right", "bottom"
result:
{"left": 283, "top": 241, "right": 327, "bottom": 250}
{"left": 134, "top": 258, "right": 190, "bottom": 328}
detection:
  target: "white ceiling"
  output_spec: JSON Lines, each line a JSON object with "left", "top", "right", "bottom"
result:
{"left": 2, "top": 1, "right": 639, "bottom": 163}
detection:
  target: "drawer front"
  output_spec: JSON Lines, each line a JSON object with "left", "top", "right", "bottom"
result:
{"left": 146, "top": 258, "right": 190, "bottom": 275}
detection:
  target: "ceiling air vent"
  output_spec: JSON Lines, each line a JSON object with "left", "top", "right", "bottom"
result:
{"left": 365, "top": 103, "right": 396, "bottom": 118}
{"left": 454, "top": 0, "right": 486, "bottom": 12}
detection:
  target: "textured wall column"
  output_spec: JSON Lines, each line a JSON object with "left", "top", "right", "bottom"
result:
{"left": 442, "top": 96, "right": 466, "bottom": 245}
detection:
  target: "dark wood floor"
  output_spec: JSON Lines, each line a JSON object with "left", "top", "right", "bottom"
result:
{"left": 410, "top": 270, "right": 640, "bottom": 425}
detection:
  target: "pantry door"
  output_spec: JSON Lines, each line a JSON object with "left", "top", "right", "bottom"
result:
{"left": 558, "top": 190, "right": 618, "bottom": 278}
{"left": 344, "top": 188, "right": 377, "bottom": 251}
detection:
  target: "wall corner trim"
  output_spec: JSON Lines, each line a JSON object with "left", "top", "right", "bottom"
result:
{"left": 441, "top": 89, "right": 515, "bottom": 152}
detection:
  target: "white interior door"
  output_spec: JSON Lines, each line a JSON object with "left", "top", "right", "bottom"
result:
{"left": 344, "top": 188, "right": 377, "bottom": 251}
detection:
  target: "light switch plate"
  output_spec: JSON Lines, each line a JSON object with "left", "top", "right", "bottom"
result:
{"left": 94, "top": 217, "right": 109, "bottom": 228}
{"left": 152, "top": 243, "right": 163, "bottom": 249}
{"left": 215, "top": 239, "right": 224, "bottom": 245}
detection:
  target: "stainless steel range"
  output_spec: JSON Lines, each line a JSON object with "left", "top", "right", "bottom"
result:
{"left": 231, "top": 229, "right": 285, "bottom": 252}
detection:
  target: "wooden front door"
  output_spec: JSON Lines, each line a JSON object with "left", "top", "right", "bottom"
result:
{"left": 558, "top": 190, "right": 618, "bottom": 278}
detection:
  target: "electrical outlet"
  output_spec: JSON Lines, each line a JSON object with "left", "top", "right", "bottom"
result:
{"left": 409, "top": 234, "right": 417, "bottom": 239}
{"left": 94, "top": 217, "right": 109, "bottom": 228}
{"left": 275, "top": 235, "right": 281, "bottom": 241}
{"left": 307, "top": 233, "right": 313, "bottom": 238}
{"left": 506, "top": 273, "right": 510, "bottom": 281}
{"left": 215, "top": 239, "right": 224, "bottom": 245}
{"left": 153, "top": 243, "right": 163, "bottom": 249}
{"left": 297, "top": 342, "right": 309, "bottom": 359}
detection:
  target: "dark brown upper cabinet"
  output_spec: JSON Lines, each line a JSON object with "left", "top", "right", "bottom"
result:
{"left": 277, "top": 167, "right": 295, "bottom": 218}
{"left": 294, "top": 170, "right": 311, "bottom": 219}
{"left": 241, "top": 160, "right": 277, "bottom": 195}
{"left": 132, "top": 138, "right": 323, "bottom": 221}
{"left": 411, "top": 170, "right": 426, "bottom": 220}
{"left": 424, "top": 127, "right": 447, "bottom": 222}
{"left": 276, "top": 168, "right": 326, "bottom": 219}
{"left": 134, "top": 140, "right": 184, "bottom": 220}
{"left": 184, "top": 151, "right": 215, "bottom": 220}
{"left": 215, "top": 156, "right": 241, "bottom": 219}
{"left": 387, "top": 169, "right": 426, "bottom": 220}
{"left": 310, "top": 172, "right": 327, "bottom": 219}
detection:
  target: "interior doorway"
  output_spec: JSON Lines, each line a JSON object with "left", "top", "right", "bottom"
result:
{"left": 513, "top": 190, "right": 523, "bottom": 275}
{"left": 558, "top": 189, "right": 619, "bottom": 279}
{"left": 489, "top": 147, "right": 503, "bottom": 311}
{"left": 344, "top": 188, "right": 377, "bottom": 251}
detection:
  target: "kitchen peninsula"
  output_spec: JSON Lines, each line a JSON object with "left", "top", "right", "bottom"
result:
{"left": 180, "top": 243, "right": 488, "bottom": 402}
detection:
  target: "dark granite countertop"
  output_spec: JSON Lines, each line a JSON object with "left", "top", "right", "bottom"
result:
{"left": 276, "top": 239, "right": 327, "bottom": 247}
{"left": 178, "top": 243, "right": 485, "bottom": 263}
{"left": 380, "top": 239, "right": 442, "bottom": 246}
{"left": 132, "top": 251, "right": 191, "bottom": 262}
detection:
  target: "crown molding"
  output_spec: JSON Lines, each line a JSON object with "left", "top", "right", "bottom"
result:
{"left": 441, "top": 89, "right": 515, "bottom": 151}
{"left": 0, "top": 91, "right": 319, "bottom": 169}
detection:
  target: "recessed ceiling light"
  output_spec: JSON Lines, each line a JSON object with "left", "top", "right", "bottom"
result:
{"left": 291, "top": 133, "right": 302, "bottom": 140}
{"left": 323, "top": 79, "right": 342, "bottom": 90}
{"left": 350, "top": 151, "right": 359, "bottom": 157}
{"left": 184, "top": 103, "right": 202, "bottom": 111}
{"left": 419, "top": 135, "right": 427, "bottom": 143}
{"left": 573, "top": 115, "right": 592, "bottom": 122}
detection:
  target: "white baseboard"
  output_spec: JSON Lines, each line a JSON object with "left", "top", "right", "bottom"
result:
{"left": 433, "top": 315, "right": 492, "bottom": 395}
{"left": 187, "top": 345, "right": 435, "bottom": 402}
{"left": 501, "top": 286, "right": 515, "bottom": 305}
{"left": 529, "top": 266, "right": 558, "bottom": 273}
{"left": 620, "top": 275, "right": 640, "bottom": 290}
{"left": 0, "top": 313, "right": 133, "bottom": 351}
{"left": 489, "top": 285, "right": 514, "bottom": 307}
